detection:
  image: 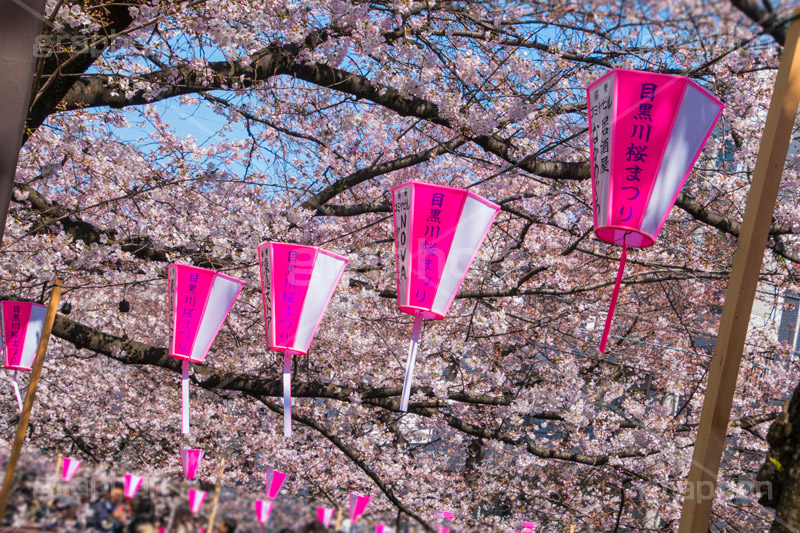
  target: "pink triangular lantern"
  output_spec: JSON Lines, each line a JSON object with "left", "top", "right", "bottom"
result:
{"left": 317, "top": 507, "right": 334, "bottom": 528}
{"left": 587, "top": 69, "right": 724, "bottom": 353}
{"left": 376, "top": 525, "right": 393, "bottom": 533}
{"left": 61, "top": 457, "right": 81, "bottom": 482}
{"left": 265, "top": 468, "right": 287, "bottom": 499}
{"left": 254, "top": 500, "right": 273, "bottom": 525}
{"left": 516, "top": 522, "right": 537, "bottom": 532}
{"left": 168, "top": 264, "right": 244, "bottom": 433}
{"left": 180, "top": 448, "right": 204, "bottom": 480}
{"left": 391, "top": 181, "right": 500, "bottom": 411}
{"left": 349, "top": 492, "right": 371, "bottom": 523}
{"left": 435, "top": 510, "right": 454, "bottom": 533}
{"left": 188, "top": 488, "right": 206, "bottom": 515}
{"left": 124, "top": 474, "right": 144, "bottom": 499}
{"left": 258, "top": 242, "right": 348, "bottom": 437}
{"left": 0, "top": 301, "right": 47, "bottom": 412}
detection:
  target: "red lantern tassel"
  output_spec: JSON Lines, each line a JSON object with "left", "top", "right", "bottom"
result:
{"left": 599, "top": 241, "right": 628, "bottom": 353}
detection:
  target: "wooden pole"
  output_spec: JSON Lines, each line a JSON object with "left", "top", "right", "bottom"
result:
{"left": 49, "top": 454, "right": 62, "bottom": 504}
{"left": 206, "top": 456, "right": 226, "bottom": 533}
{"left": 569, "top": 525, "right": 575, "bottom": 533}
{"left": 678, "top": 10, "right": 800, "bottom": 533}
{"left": 0, "top": 280, "right": 62, "bottom": 521}
{"left": 335, "top": 506, "right": 343, "bottom": 531}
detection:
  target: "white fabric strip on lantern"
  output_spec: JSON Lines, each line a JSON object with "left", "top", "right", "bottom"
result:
{"left": 258, "top": 242, "right": 348, "bottom": 437}
{"left": 61, "top": 457, "right": 81, "bottom": 482}
{"left": 376, "top": 525, "right": 394, "bottom": 533}
{"left": 586, "top": 69, "right": 723, "bottom": 353}
{"left": 391, "top": 181, "right": 500, "bottom": 411}
{"left": 435, "top": 510, "right": 454, "bottom": 533}
{"left": 168, "top": 264, "right": 244, "bottom": 434}
{"left": 0, "top": 301, "right": 47, "bottom": 412}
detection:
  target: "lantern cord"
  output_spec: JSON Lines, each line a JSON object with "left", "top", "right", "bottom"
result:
{"left": 181, "top": 360, "right": 190, "bottom": 434}
{"left": 283, "top": 351, "right": 292, "bottom": 438}
{"left": 11, "top": 371, "right": 22, "bottom": 413}
{"left": 400, "top": 313, "right": 424, "bottom": 412}
{"left": 599, "top": 240, "right": 628, "bottom": 354}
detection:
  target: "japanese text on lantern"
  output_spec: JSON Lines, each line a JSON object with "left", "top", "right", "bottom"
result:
{"left": 177, "top": 273, "right": 200, "bottom": 353}
{"left": 618, "top": 81, "right": 658, "bottom": 223}
{"left": 590, "top": 75, "right": 615, "bottom": 226}
{"left": 7, "top": 305, "right": 22, "bottom": 365}
{"left": 260, "top": 246, "right": 273, "bottom": 341}
{"left": 415, "top": 192, "right": 445, "bottom": 304}
{"left": 394, "top": 186, "right": 412, "bottom": 302}
{"left": 279, "top": 251, "right": 298, "bottom": 345}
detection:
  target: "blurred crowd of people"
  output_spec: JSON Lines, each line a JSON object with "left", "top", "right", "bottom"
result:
{"left": 3, "top": 479, "right": 332, "bottom": 532}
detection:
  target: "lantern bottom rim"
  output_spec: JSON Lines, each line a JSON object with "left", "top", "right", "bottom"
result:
{"left": 168, "top": 352, "right": 206, "bottom": 364}
{"left": 3, "top": 365, "right": 31, "bottom": 372}
{"left": 594, "top": 226, "right": 655, "bottom": 249}
{"left": 398, "top": 305, "right": 445, "bottom": 320}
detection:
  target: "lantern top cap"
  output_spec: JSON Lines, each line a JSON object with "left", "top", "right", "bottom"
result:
{"left": 587, "top": 68, "right": 725, "bottom": 109}
{"left": 0, "top": 300, "right": 46, "bottom": 309}
{"left": 167, "top": 263, "right": 245, "bottom": 285}
{"left": 390, "top": 180, "right": 500, "bottom": 211}
{"left": 256, "top": 241, "right": 348, "bottom": 263}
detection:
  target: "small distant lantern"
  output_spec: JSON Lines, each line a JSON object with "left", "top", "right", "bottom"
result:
{"left": 124, "top": 474, "right": 144, "bottom": 500}
{"left": 180, "top": 448, "right": 204, "bottom": 480}
{"left": 61, "top": 457, "right": 81, "bottom": 482}
{"left": 188, "top": 488, "right": 206, "bottom": 515}
{"left": 255, "top": 499, "right": 273, "bottom": 530}
{"left": 435, "top": 510, "right": 454, "bottom": 533}
{"left": 265, "top": 468, "right": 287, "bottom": 500}
{"left": 317, "top": 507, "right": 334, "bottom": 529}
{"left": 349, "top": 492, "right": 371, "bottom": 524}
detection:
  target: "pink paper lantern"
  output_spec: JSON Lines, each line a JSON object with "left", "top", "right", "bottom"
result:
{"left": 349, "top": 492, "right": 371, "bottom": 523}
{"left": 168, "top": 264, "right": 244, "bottom": 433}
{"left": 317, "top": 507, "right": 334, "bottom": 528}
{"left": 188, "top": 488, "right": 206, "bottom": 515}
{"left": 376, "top": 524, "right": 393, "bottom": 533}
{"left": 61, "top": 457, "right": 81, "bottom": 482}
{"left": 391, "top": 181, "right": 500, "bottom": 411}
{"left": 587, "top": 69, "right": 724, "bottom": 353}
{"left": 0, "top": 301, "right": 47, "bottom": 412}
{"left": 180, "top": 448, "right": 204, "bottom": 480}
{"left": 254, "top": 499, "right": 273, "bottom": 524}
{"left": 124, "top": 474, "right": 144, "bottom": 499}
{"left": 265, "top": 468, "right": 287, "bottom": 500}
{"left": 516, "top": 522, "right": 537, "bottom": 532}
{"left": 258, "top": 242, "right": 348, "bottom": 437}
{"left": 435, "top": 510, "right": 454, "bottom": 533}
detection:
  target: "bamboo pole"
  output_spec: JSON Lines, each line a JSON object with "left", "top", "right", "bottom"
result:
{"left": 0, "top": 280, "right": 62, "bottom": 520}
{"left": 335, "top": 506, "right": 343, "bottom": 531}
{"left": 206, "top": 456, "right": 226, "bottom": 533}
{"left": 678, "top": 9, "right": 800, "bottom": 533}
{"left": 49, "top": 454, "right": 62, "bottom": 505}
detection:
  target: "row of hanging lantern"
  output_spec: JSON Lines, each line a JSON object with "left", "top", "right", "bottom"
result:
{"left": 0, "top": 70, "right": 725, "bottom": 424}
{"left": 0, "top": 68, "right": 724, "bottom": 531}
{"left": 58, "top": 452, "right": 538, "bottom": 530}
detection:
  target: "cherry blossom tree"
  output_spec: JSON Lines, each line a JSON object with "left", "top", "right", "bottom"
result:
{"left": 3, "top": 0, "right": 800, "bottom": 530}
